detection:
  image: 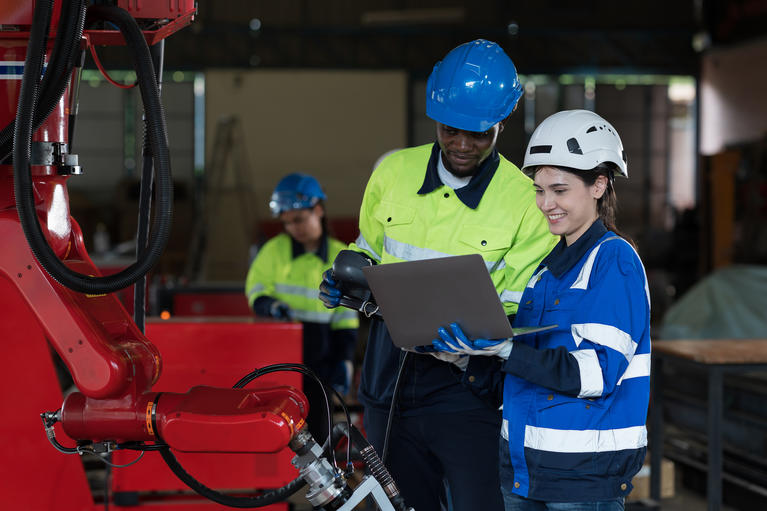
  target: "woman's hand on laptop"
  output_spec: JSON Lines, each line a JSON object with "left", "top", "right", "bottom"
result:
{"left": 432, "top": 322, "right": 513, "bottom": 359}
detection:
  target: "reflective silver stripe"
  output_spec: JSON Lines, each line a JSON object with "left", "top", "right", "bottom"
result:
{"left": 331, "top": 308, "right": 359, "bottom": 325}
{"left": 274, "top": 283, "right": 319, "bottom": 300}
{"left": 247, "top": 283, "right": 265, "bottom": 299}
{"left": 354, "top": 234, "right": 381, "bottom": 262}
{"left": 571, "top": 349, "right": 604, "bottom": 398}
{"left": 524, "top": 425, "right": 647, "bottom": 453}
{"left": 500, "top": 289, "right": 523, "bottom": 305}
{"left": 292, "top": 309, "right": 334, "bottom": 323}
{"left": 489, "top": 258, "right": 506, "bottom": 271}
{"left": 571, "top": 323, "right": 636, "bottom": 361}
{"left": 383, "top": 235, "right": 504, "bottom": 273}
{"left": 527, "top": 267, "right": 547, "bottom": 288}
{"left": 570, "top": 237, "right": 620, "bottom": 290}
{"left": 618, "top": 353, "right": 651, "bottom": 385}
{"left": 570, "top": 237, "right": 651, "bottom": 309}
{"left": 501, "top": 418, "right": 509, "bottom": 440}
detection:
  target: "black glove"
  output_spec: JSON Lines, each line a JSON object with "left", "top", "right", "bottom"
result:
{"left": 269, "top": 300, "right": 292, "bottom": 320}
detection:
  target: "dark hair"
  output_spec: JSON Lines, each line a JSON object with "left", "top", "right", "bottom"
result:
{"left": 572, "top": 163, "right": 636, "bottom": 248}
{"left": 531, "top": 163, "right": 636, "bottom": 248}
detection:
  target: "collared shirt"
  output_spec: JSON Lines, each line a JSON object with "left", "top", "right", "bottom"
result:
{"left": 291, "top": 231, "right": 329, "bottom": 261}
{"left": 436, "top": 151, "right": 472, "bottom": 189}
{"left": 417, "top": 142, "right": 501, "bottom": 209}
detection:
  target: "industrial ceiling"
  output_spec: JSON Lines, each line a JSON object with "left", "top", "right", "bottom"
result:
{"left": 141, "top": 0, "right": 767, "bottom": 76}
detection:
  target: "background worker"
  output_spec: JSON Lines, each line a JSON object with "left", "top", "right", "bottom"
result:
{"left": 429, "top": 110, "right": 651, "bottom": 511}
{"left": 321, "top": 40, "right": 556, "bottom": 511}
{"left": 246, "top": 173, "right": 359, "bottom": 443}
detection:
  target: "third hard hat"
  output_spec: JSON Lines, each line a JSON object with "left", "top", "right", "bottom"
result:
{"left": 269, "top": 173, "right": 327, "bottom": 217}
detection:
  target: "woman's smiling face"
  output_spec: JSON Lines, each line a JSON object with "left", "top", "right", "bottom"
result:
{"left": 533, "top": 166, "right": 606, "bottom": 246}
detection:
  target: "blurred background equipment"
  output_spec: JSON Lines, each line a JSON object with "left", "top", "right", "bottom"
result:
{"left": 185, "top": 114, "right": 258, "bottom": 282}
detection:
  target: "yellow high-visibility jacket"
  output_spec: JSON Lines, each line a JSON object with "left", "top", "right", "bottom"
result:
{"left": 351, "top": 143, "right": 556, "bottom": 316}
{"left": 351, "top": 142, "right": 558, "bottom": 413}
{"left": 245, "top": 233, "right": 359, "bottom": 368}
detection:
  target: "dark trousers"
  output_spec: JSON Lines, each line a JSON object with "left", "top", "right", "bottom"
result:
{"left": 364, "top": 406, "right": 504, "bottom": 511}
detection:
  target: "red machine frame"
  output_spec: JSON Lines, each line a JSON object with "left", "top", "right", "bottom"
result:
{"left": 0, "top": 2, "right": 312, "bottom": 509}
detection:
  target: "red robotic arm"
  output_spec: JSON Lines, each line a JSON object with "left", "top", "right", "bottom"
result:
{"left": 1, "top": 3, "right": 410, "bottom": 509}
{"left": 0, "top": 0, "right": 306, "bottom": 455}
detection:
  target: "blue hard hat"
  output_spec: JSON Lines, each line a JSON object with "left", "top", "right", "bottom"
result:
{"left": 426, "top": 39, "right": 523, "bottom": 133}
{"left": 269, "top": 173, "right": 327, "bottom": 216}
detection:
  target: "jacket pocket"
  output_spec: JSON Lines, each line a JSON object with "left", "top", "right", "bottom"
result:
{"left": 373, "top": 201, "right": 416, "bottom": 227}
{"left": 543, "top": 289, "right": 584, "bottom": 313}
{"left": 535, "top": 390, "right": 605, "bottom": 420}
{"left": 528, "top": 392, "right": 603, "bottom": 473}
{"left": 458, "top": 225, "right": 512, "bottom": 253}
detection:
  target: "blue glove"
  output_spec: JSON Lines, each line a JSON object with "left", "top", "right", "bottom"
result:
{"left": 319, "top": 269, "right": 342, "bottom": 309}
{"left": 432, "top": 322, "right": 512, "bottom": 359}
{"left": 329, "top": 360, "right": 354, "bottom": 396}
{"left": 269, "top": 300, "right": 292, "bottom": 320}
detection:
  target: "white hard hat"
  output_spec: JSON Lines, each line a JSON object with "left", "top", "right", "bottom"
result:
{"left": 522, "top": 110, "right": 627, "bottom": 178}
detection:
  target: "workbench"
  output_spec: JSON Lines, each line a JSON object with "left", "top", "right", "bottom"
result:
{"left": 650, "top": 339, "right": 767, "bottom": 511}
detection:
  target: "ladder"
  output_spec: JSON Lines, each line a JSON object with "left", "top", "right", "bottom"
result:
{"left": 185, "top": 115, "right": 259, "bottom": 282}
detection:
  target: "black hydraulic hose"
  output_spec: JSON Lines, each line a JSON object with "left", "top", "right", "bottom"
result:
{"left": 159, "top": 448, "right": 306, "bottom": 509}
{"left": 382, "top": 350, "right": 409, "bottom": 465}
{"left": 14, "top": 4, "right": 173, "bottom": 294}
{"left": 37, "top": 0, "right": 86, "bottom": 130}
{"left": 12, "top": 0, "right": 53, "bottom": 192}
{"left": 0, "top": 0, "right": 86, "bottom": 163}
{"left": 157, "top": 365, "right": 319, "bottom": 508}
{"left": 134, "top": 39, "right": 164, "bottom": 332}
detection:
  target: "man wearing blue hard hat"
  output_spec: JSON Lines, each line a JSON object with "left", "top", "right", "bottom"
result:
{"left": 321, "top": 40, "right": 556, "bottom": 511}
{"left": 246, "top": 173, "right": 359, "bottom": 444}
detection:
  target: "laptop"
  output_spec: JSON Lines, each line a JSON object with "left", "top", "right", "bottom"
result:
{"left": 362, "top": 254, "right": 555, "bottom": 349}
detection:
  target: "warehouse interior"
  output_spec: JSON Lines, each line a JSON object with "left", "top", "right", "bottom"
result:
{"left": 2, "top": 1, "right": 767, "bottom": 510}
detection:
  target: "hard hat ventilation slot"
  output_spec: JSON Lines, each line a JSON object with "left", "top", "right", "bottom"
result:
{"left": 586, "top": 126, "right": 597, "bottom": 133}
{"left": 530, "top": 145, "right": 552, "bottom": 154}
{"left": 566, "top": 138, "right": 583, "bottom": 155}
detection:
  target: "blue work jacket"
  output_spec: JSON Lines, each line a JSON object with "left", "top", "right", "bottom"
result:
{"left": 501, "top": 221, "right": 651, "bottom": 501}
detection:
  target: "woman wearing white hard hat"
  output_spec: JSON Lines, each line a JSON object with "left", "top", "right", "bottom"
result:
{"left": 430, "top": 110, "right": 651, "bottom": 510}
